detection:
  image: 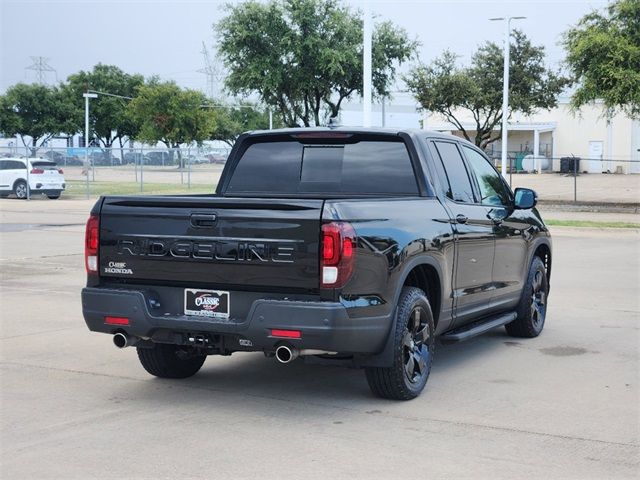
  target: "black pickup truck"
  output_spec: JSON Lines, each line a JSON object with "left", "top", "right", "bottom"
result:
{"left": 82, "top": 128, "right": 551, "bottom": 400}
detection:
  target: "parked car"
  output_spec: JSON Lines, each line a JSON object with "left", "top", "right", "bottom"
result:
{"left": 0, "top": 158, "right": 66, "bottom": 199}
{"left": 207, "top": 153, "right": 228, "bottom": 164}
{"left": 142, "top": 151, "right": 171, "bottom": 166}
{"left": 185, "top": 155, "right": 209, "bottom": 165}
{"left": 89, "top": 151, "right": 121, "bottom": 166}
{"left": 42, "top": 150, "right": 65, "bottom": 163}
{"left": 81, "top": 128, "right": 551, "bottom": 400}
{"left": 123, "top": 152, "right": 144, "bottom": 165}
{"left": 63, "top": 155, "right": 84, "bottom": 166}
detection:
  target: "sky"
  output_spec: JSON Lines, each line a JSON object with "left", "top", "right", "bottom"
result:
{"left": 1, "top": 0, "right": 610, "bottom": 96}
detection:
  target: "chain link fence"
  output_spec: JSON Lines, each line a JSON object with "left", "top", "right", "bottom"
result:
{"left": 1, "top": 145, "right": 638, "bottom": 204}
{"left": 0, "top": 145, "right": 230, "bottom": 198}
{"left": 488, "top": 153, "right": 640, "bottom": 204}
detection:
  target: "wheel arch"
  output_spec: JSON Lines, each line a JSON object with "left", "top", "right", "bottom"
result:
{"left": 531, "top": 239, "right": 552, "bottom": 283}
{"left": 12, "top": 177, "right": 27, "bottom": 191}
{"left": 401, "top": 261, "right": 442, "bottom": 329}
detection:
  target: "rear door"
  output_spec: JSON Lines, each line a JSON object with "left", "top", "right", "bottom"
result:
{"left": 429, "top": 140, "right": 496, "bottom": 326}
{"left": 99, "top": 197, "right": 323, "bottom": 292}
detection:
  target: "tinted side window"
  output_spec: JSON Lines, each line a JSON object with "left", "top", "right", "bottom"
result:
{"left": 0, "top": 161, "right": 7, "bottom": 170}
{"left": 433, "top": 141, "right": 475, "bottom": 203}
{"left": 462, "top": 146, "right": 511, "bottom": 206}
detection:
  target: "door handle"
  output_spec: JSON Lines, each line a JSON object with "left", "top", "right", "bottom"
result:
{"left": 455, "top": 214, "right": 468, "bottom": 224}
{"left": 190, "top": 213, "right": 217, "bottom": 228}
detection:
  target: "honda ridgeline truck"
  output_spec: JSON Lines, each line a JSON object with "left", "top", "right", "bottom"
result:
{"left": 82, "top": 128, "right": 551, "bottom": 400}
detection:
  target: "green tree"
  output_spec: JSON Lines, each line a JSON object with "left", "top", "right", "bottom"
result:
{"left": 563, "top": 0, "right": 640, "bottom": 118}
{"left": 210, "top": 102, "right": 283, "bottom": 146}
{"left": 405, "top": 31, "right": 568, "bottom": 148}
{"left": 0, "top": 83, "right": 78, "bottom": 156}
{"left": 127, "top": 81, "right": 216, "bottom": 166}
{"left": 65, "top": 64, "right": 144, "bottom": 152}
{"left": 216, "top": 0, "right": 416, "bottom": 127}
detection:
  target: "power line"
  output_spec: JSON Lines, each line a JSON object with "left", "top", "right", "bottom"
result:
{"left": 25, "top": 56, "right": 57, "bottom": 84}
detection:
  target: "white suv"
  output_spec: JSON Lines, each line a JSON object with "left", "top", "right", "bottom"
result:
{"left": 0, "top": 158, "right": 66, "bottom": 199}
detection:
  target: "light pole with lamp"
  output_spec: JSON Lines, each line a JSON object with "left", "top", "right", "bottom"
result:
{"left": 83, "top": 92, "right": 98, "bottom": 198}
{"left": 489, "top": 16, "right": 526, "bottom": 180}
{"left": 362, "top": 0, "right": 372, "bottom": 127}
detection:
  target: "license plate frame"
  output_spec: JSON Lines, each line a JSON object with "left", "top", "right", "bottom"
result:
{"left": 184, "top": 289, "right": 230, "bottom": 319}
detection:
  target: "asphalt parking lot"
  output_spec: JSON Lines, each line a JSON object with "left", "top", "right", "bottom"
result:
{"left": 1, "top": 198, "right": 638, "bottom": 479}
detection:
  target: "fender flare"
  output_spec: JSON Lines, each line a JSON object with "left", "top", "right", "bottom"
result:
{"left": 526, "top": 236, "right": 553, "bottom": 281}
{"left": 356, "top": 254, "right": 445, "bottom": 368}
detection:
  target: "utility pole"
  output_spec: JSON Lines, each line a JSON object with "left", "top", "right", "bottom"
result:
{"left": 489, "top": 16, "right": 526, "bottom": 179}
{"left": 362, "top": 1, "right": 372, "bottom": 127}
{"left": 84, "top": 92, "right": 98, "bottom": 199}
{"left": 197, "top": 41, "right": 225, "bottom": 100}
{"left": 25, "top": 56, "right": 56, "bottom": 84}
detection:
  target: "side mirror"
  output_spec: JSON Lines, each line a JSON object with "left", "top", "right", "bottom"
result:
{"left": 514, "top": 188, "right": 537, "bottom": 209}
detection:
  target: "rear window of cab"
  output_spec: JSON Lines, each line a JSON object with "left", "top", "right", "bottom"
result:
{"left": 227, "top": 139, "right": 419, "bottom": 195}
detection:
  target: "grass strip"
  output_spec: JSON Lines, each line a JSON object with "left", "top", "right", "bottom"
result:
{"left": 65, "top": 180, "right": 213, "bottom": 196}
{"left": 546, "top": 219, "right": 640, "bottom": 229}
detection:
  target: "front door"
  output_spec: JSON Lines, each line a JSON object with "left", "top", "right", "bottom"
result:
{"left": 0, "top": 161, "right": 10, "bottom": 191}
{"left": 461, "top": 145, "right": 529, "bottom": 311}
{"left": 429, "top": 140, "right": 496, "bottom": 326}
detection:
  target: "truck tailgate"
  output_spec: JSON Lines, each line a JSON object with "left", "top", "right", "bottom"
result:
{"left": 98, "top": 196, "right": 323, "bottom": 291}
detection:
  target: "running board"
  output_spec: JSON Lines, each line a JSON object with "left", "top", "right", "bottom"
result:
{"left": 440, "top": 312, "right": 517, "bottom": 344}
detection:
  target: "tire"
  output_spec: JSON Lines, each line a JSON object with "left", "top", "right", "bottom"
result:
{"left": 505, "top": 256, "right": 549, "bottom": 338}
{"left": 47, "top": 194, "right": 61, "bottom": 199}
{"left": 365, "top": 287, "right": 435, "bottom": 400}
{"left": 137, "top": 343, "right": 206, "bottom": 379}
{"left": 13, "top": 180, "right": 28, "bottom": 199}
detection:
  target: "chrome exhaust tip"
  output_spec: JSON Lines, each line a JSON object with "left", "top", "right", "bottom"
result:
{"left": 113, "top": 332, "right": 137, "bottom": 349}
{"left": 275, "top": 345, "right": 299, "bottom": 364}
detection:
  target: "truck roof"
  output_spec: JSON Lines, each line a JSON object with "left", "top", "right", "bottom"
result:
{"left": 242, "top": 126, "right": 468, "bottom": 143}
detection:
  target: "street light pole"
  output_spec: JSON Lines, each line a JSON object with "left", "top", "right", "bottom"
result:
{"left": 362, "top": 0, "right": 372, "bottom": 127}
{"left": 490, "top": 16, "right": 526, "bottom": 179}
{"left": 83, "top": 92, "right": 98, "bottom": 199}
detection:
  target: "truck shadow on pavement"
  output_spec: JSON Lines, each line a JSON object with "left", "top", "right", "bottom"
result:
{"left": 121, "top": 330, "right": 511, "bottom": 405}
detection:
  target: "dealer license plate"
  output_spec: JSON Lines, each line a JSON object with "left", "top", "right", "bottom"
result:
{"left": 184, "top": 289, "right": 230, "bottom": 319}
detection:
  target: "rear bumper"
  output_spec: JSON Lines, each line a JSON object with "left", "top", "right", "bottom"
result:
{"left": 81, "top": 287, "right": 391, "bottom": 354}
{"left": 30, "top": 183, "right": 65, "bottom": 192}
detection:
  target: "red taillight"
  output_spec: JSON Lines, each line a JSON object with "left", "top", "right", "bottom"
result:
{"left": 105, "top": 316, "right": 129, "bottom": 325}
{"left": 321, "top": 222, "right": 355, "bottom": 288}
{"left": 30, "top": 168, "right": 44, "bottom": 174}
{"left": 271, "top": 329, "right": 302, "bottom": 339}
{"left": 57, "top": 168, "right": 64, "bottom": 174}
{"left": 85, "top": 214, "right": 99, "bottom": 274}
